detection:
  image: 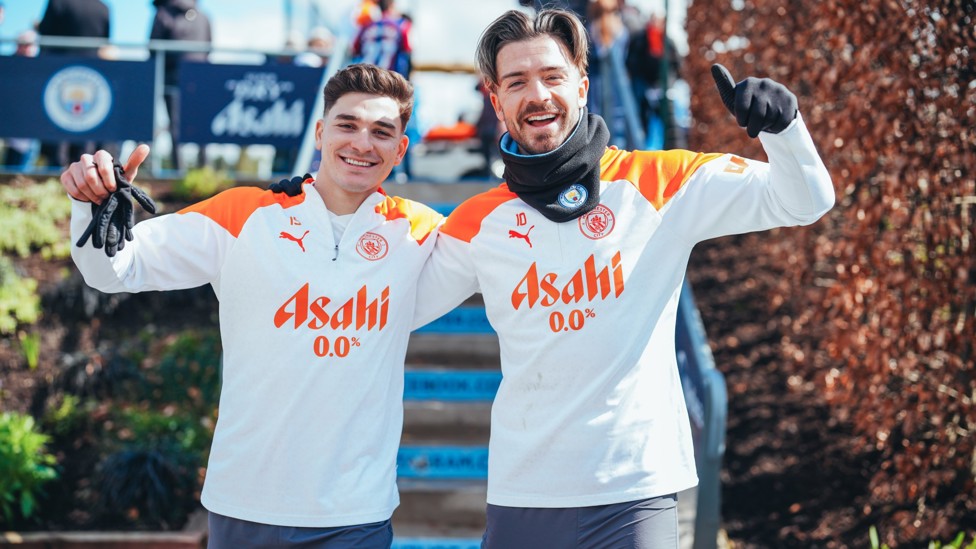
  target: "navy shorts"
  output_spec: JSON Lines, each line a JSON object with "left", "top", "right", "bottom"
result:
{"left": 207, "top": 512, "right": 393, "bottom": 549}
{"left": 482, "top": 493, "right": 679, "bottom": 549}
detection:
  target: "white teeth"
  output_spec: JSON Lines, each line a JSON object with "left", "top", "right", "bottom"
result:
{"left": 344, "top": 158, "right": 373, "bottom": 167}
{"left": 527, "top": 114, "right": 556, "bottom": 122}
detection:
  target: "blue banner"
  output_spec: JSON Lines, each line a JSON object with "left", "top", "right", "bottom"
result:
{"left": 404, "top": 370, "right": 501, "bottom": 401}
{"left": 397, "top": 446, "right": 489, "bottom": 479}
{"left": 180, "top": 61, "right": 324, "bottom": 146}
{"left": 414, "top": 306, "right": 494, "bottom": 334}
{"left": 0, "top": 56, "right": 153, "bottom": 141}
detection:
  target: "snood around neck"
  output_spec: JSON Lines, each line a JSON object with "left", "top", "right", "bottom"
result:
{"left": 501, "top": 110, "right": 610, "bottom": 223}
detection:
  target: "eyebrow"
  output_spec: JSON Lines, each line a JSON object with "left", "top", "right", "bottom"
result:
{"left": 334, "top": 113, "right": 399, "bottom": 131}
{"left": 499, "top": 66, "right": 567, "bottom": 82}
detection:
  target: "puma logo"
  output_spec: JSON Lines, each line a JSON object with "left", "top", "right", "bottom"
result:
{"left": 280, "top": 230, "right": 310, "bottom": 252}
{"left": 508, "top": 225, "right": 535, "bottom": 248}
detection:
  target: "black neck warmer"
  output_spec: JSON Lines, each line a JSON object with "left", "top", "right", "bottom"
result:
{"left": 501, "top": 109, "right": 610, "bottom": 223}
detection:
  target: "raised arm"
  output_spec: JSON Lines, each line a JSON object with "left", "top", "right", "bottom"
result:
{"left": 63, "top": 146, "right": 232, "bottom": 294}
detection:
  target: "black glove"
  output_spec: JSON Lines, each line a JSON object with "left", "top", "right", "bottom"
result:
{"left": 711, "top": 64, "right": 797, "bottom": 138}
{"left": 76, "top": 160, "right": 157, "bottom": 257}
{"left": 269, "top": 173, "right": 311, "bottom": 197}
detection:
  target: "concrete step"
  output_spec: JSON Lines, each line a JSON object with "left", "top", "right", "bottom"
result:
{"left": 401, "top": 368, "right": 495, "bottom": 443}
{"left": 402, "top": 401, "right": 491, "bottom": 444}
{"left": 406, "top": 334, "right": 500, "bottom": 367}
{"left": 394, "top": 478, "right": 487, "bottom": 538}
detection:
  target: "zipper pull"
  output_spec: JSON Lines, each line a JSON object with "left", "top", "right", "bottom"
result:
{"left": 332, "top": 244, "right": 339, "bottom": 261}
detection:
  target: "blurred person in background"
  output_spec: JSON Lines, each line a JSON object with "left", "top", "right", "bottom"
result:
{"left": 585, "top": 0, "right": 632, "bottom": 148}
{"left": 37, "top": 0, "right": 111, "bottom": 167}
{"left": 625, "top": 12, "right": 684, "bottom": 149}
{"left": 38, "top": 0, "right": 109, "bottom": 58}
{"left": 150, "top": 0, "right": 212, "bottom": 171}
{"left": 14, "top": 28, "right": 39, "bottom": 57}
{"left": 354, "top": 0, "right": 381, "bottom": 28}
{"left": 294, "top": 26, "right": 335, "bottom": 68}
{"left": 353, "top": 0, "right": 414, "bottom": 181}
{"left": 352, "top": 0, "right": 411, "bottom": 77}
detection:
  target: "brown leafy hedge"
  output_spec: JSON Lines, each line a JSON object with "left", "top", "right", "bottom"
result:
{"left": 684, "top": 0, "right": 975, "bottom": 545}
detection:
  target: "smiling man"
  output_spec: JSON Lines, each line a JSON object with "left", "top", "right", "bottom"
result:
{"left": 60, "top": 64, "right": 442, "bottom": 549}
{"left": 411, "top": 8, "right": 835, "bottom": 549}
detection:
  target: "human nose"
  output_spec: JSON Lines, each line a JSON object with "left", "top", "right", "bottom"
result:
{"left": 525, "top": 77, "right": 553, "bottom": 103}
{"left": 349, "top": 128, "right": 373, "bottom": 152}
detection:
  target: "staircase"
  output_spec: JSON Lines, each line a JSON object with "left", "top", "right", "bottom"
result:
{"left": 393, "top": 297, "right": 496, "bottom": 548}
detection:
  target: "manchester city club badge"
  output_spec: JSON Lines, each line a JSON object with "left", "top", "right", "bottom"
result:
{"left": 557, "top": 183, "right": 588, "bottom": 209}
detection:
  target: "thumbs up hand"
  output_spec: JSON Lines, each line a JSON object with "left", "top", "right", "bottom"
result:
{"left": 711, "top": 64, "right": 797, "bottom": 138}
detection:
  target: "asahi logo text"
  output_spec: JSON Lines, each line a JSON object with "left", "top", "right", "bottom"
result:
{"left": 511, "top": 252, "right": 624, "bottom": 310}
{"left": 211, "top": 72, "right": 305, "bottom": 138}
{"left": 275, "top": 283, "right": 390, "bottom": 331}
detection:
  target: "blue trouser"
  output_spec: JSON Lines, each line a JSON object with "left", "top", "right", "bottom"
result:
{"left": 482, "top": 493, "right": 679, "bottom": 549}
{"left": 207, "top": 512, "right": 393, "bottom": 549}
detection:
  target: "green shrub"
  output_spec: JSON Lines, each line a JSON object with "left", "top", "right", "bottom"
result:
{"left": 142, "top": 330, "right": 222, "bottom": 414}
{"left": 110, "top": 407, "right": 212, "bottom": 457}
{"left": 0, "top": 256, "right": 40, "bottom": 335}
{"left": 94, "top": 448, "right": 195, "bottom": 529}
{"left": 18, "top": 331, "right": 40, "bottom": 370}
{"left": 41, "top": 394, "right": 86, "bottom": 438}
{"left": 870, "top": 526, "right": 976, "bottom": 549}
{"left": 92, "top": 406, "right": 212, "bottom": 529}
{"left": 0, "top": 412, "right": 58, "bottom": 525}
{"left": 171, "top": 166, "right": 233, "bottom": 201}
{"left": 0, "top": 178, "right": 72, "bottom": 259}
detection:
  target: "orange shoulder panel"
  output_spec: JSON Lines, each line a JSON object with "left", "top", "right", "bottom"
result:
{"left": 177, "top": 186, "right": 306, "bottom": 238}
{"left": 441, "top": 184, "right": 517, "bottom": 243}
{"left": 374, "top": 196, "right": 444, "bottom": 245}
{"left": 599, "top": 149, "right": 724, "bottom": 210}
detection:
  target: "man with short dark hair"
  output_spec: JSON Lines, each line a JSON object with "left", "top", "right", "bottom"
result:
{"left": 413, "top": 8, "right": 835, "bottom": 548}
{"left": 61, "top": 64, "right": 441, "bottom": 549}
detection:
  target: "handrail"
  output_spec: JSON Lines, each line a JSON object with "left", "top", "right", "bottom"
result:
{"left": 0, "top": 34, "right": 319, "bottom": 59}
{"left": 292, "top": 37, "right": 349, "bottom": 177}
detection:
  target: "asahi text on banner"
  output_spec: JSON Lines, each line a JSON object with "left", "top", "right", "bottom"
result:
{"left": 179, "top": 61, "right": 324, "bottom": 147}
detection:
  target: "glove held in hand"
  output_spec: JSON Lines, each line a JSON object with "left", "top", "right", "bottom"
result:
{"left": 76, "top": 160, "right": 157, "bottom": 257}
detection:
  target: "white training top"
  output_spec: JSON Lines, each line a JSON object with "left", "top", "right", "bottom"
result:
{"left": 414, "top": 116, "right": 835, "bottom": 508}
{"left": 71, "top": 182, "right": 441, "bottom": 526}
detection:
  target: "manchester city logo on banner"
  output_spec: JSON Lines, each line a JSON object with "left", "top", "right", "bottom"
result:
{"left": 43, "top": 66, "right": 112, "bottom": 133}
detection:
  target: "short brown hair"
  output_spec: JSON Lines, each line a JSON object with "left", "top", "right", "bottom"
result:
{"left": 475, "top": 9, "right": 589, "bottom": 91}
{"left": 322, "top": 63, "right": 414, "bottom": 130}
